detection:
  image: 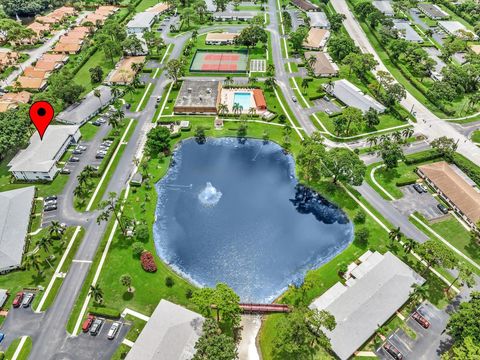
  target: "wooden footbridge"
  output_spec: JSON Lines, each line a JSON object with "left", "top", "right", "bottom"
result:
{"left": 239, "top": 303, "right": 291, "bottom": 314}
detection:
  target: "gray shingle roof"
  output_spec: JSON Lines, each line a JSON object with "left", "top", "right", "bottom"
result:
{"left": 393, "top": 20, "right": 423, "bottom": 42}
{"left": 307, "top": 11, "right": 330, "bottom": 28}
{"left": 126, "top": 12, "right": 157, "bottom": 29}
{"left": 310, "top": 252, "right": 425, "bottom": 360}
{"left": 324, "top": 79, "right": 386, "bottom": 113}
{"left": 8, "top": 125, "right": 79, "bottom": 173}
{"left": 126, "top": 300, "right": 205, "bottom": 360}
{"left": 372, "top": 0, "right": 394, "bottom": 16}
{"left": 0, "top": 187, "right": 35, "bottom": 271}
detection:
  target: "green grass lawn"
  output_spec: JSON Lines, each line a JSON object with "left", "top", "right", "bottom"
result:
{"left": 367, "top": 161, "right": 420, "bottom": 199}
{"left": 471, "top": 130, "right": 480, "bottom": 143}
{"left": 4, "top": 336, "right": 32, "bottom": 360}
{"left": 80, "top": 122, "right": 100, "bottom": 142}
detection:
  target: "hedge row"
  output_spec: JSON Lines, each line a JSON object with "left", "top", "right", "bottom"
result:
{"left": 452, "top": 153, "right": 480, "bottom": 187}
{"left": 88, "top": 306, "right": 121, "bottom": 319}
{"left": 396, "top": 179, "right": 417, "bottom": 187}
{"left": 404, "top": 149, "right": 442, "bottom": 165}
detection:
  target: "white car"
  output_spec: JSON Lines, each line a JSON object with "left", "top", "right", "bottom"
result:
{"left": 107, "top": 322, "right": 121, "bottom": 340}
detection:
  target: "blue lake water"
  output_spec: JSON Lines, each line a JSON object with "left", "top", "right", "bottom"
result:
{"left": 153, "top": 138, "right": 353, "bottom": 302}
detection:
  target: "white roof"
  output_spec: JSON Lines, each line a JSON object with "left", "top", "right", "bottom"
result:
{"left": 126, "top": 300, "right": 205, "bottom": 360}
{"left": 0, "top": 289, "right": 7, "bottom": 307}
{"left": 127, "top": 12, "right": 156, "bottom": 29}
{"left": 325, "top": 79, "right": 386, "bottom": 113}
{"left": 307, "top": 11, "right": 330, "bottom": 28}
{"left": 438, "top": 21, "right": 478, "bottom": 39}
{"left": 393, "top": 20, "right": 423, "bottom": 42}
{"left": 372, "top": 0, "right": 394, "bottom": 16}
{"left": 310, "top": 252, "right": 425, "bottom": 360}
{"left": 8, "top": 126, "right": 79, "bottom": 172}
{"left": 0, "top": 187, "right": 35, "bottom": 270}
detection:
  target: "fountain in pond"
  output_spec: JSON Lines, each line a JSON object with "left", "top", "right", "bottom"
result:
{"left": 198, "top": 182, "right": 222, "bottom": 207}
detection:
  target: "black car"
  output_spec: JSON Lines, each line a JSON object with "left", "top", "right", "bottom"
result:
{"left": 90, "top": 319, "right": 103, "bottom": 336}
{"left": 92, "top": 121, "right": 101, "bottom": 126}
{"left": 413, "top": 184, "right": 424, "bottom": 194}
{"left": 69, "top": 157, "right": 80, "bottom": 162}
{"left": 383, "top": 342, "right": 403, "bottom": 360}
{"left": 437, "top": 204, "right": 449, "bottom": 214}
{"left": 44, "top": 204, "right": 57, "bottom": 211}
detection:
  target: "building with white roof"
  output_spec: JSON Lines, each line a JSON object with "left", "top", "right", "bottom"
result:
{"left": 8, "top": 126, "right": 80, "bottom": 181}
{"left": 126, "top": 12, "right": 157, "bottom": 34}
{"left": 438, "top": 21, "right": 478, "bottom": 40}
{"left": 213, "top": 11, "right": 257, "bottom": 21}
{"left": 393, "top": 20, "right": 423, "bottom": 43}
{"left": 0, "top": 187, "right": 35, "bottom": 273}
{"left": 307, "top": 11, "right": 330, "bottom": 29}
{"left": 324, "top": 79, "right": 386, "bottom": 113}
{"left": 310, "top": 251, "right": 425, "bottom": 360}
{"left": 373, "top": 0, "right": 394, "bottom": 16}
{"left": 126, "top": 300, "right": 204, "bottom": 360}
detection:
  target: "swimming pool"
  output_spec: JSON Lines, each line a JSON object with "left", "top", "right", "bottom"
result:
{"left": 233, "top": 92, "right": 252, "bottom": 110}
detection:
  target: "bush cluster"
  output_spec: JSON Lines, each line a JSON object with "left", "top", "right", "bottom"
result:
{"left": 140, "top": 251, "right": 157, "bottom": 272}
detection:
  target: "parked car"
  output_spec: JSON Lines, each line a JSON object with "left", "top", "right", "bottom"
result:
{"left": 44, "top": 204, "right": 57, "bottom": 212}
{"left": 61, "top": 168, "right": 71, "bottom": 175}
{"left": 90, "top": 319, "right": 103, "bottom": 336}
{"left": 0, "top": 333, "right": 4, "bottom": 343}
{"left": 92, "top": 121, "right": 101, "bottom": 126}
{"left": 96, "top": 154, "right": 105, "bottom": 159}
{"left": 22, "top": 293, "right": 34, "bottom": 308}
{"left": 412, "top": 311, "right": 430, "bottom": 328}
{"left": 325, "top": 109, "right": 333, "bottom": 115}
{"left": 156, "top": 96, "right": 162, "bottom": 103}
{"left": 82, "top": 314, "right": 96, "bottom": 333}
{"left": 44, "top": 199, "right": 57, "bottom": 205}
{"left": 97, "top": 118, "right": 107, "bottom": 124}
{"left": 107, "top": 322, "right": 121, "bottom": 340}
{"left": 45, "top": 195, "right": 57, "bottom": 201}
{"left": 383, "top": 342, "right": 403, "bottom": 360}
{"left": 420, "top": 184, "right": 428, "bottom": 192}
{"left": 69, "top": 156, "right": 80, "bottom": 162}
{"left": 13, "top": 292, "right": 24, "bottom": 308}
{"left": 437, "top": 204, "right": 449, "bottom": 214}
{"left": 323, "top": 95, "right": 330, "bottom": 101}
{"left": 413, "top": 184, "right": 424, "bottom": 193}
{"left": 76, "top": 145, "right": 87, "bottom": 151}
{"left": 72, "top": 149, "right": 83, "bottom": 155}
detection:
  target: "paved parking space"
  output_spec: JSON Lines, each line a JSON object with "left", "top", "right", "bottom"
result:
{"left": 311, "top": 98, "right": 341, "bottom": 114}
{"left": 376, "top": 302, "right": 450, "bottom": 360}
{"left": 393, "top": 185, "right": 446, "bottom": 220}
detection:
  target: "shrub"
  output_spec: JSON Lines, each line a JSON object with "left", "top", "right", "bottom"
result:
{"left": 355, "top": 228, "right": 370, "bottom": 246}
{"left": 140, "top": 251, "right": 157, "bottom": 272}
{"left": 338, "top": 263, "right": 348, "bottom": 276}
{"left": 353, "top": 210, "right": 366, "bottom": 224}
{"left": 395, "top": 179, "right": 417, "bottom": 187}
{"left": 186, "top": 288, "right": 193, "bottom": 299}
{"left": 88, "top": 307, "right": 121, "bottom": 319}
{"left": 132, "top": 242, "right": 144, "bottom": 257}
{"left": 165, "top": 276, "right": 174, "bottom": 287}
{"left": 404, "top": 150, "right": 441, "bottom": 165}
{"left": 452, "top": 154, "right": 480, "bottom": 187}
{"left": 135, "top": 225, "right": 149, "bottom": 243}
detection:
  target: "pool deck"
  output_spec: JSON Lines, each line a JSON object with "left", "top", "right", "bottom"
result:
{"left": 220, "top": 88, "right": 267, "bottom": 115}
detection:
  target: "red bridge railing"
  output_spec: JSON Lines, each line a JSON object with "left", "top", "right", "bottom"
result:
{"left": 239, "top": 303, "right": 291, "bottom": 314}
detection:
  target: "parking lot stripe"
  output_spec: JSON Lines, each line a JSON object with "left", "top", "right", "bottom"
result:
{"left": 11, "top": 335, "right": 27, "bottom": 360}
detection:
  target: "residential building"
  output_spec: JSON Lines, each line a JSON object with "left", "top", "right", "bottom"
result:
{"left": 303, "top": 28, "right": 330, "bottom": 50}
{"left": 16, "top": 76, "right": 47, "bottom": 90}
{"left": 205, "top": 32, "right": 238, "bottom": 45}
{"left": 52, "top": 42, "right": 82, "bottom": 54}
{"left": 307, "top": 11, "right": 330, "bottom": 29}
{"left": 56, "top": 86, "right": 115, "bottom": 125}
{"left": 372, "top": 0, "right": 395, "bottom": 16}
{"left": 213, "top": 11, "right": 257, "bottom": 21}
{"left": 291, "top": 0, "right": 318, "bottom": 11}
{"left": 0, "top": 51, "right": 19, "bottom": 71}
{"left": 0, "top": 289, "right": 8, "bottom": 308}
{"left": 9, "top": 125, "right": 80, "bottom": 181}
{"left": 470, "top": 44, "right": 480, "bottom": 55}
{"left": 438, "top": 21, "right": 478, "bottom": 40}
{"left": 417, "top": 3, "right": 449, "bottom": 19}
{"left": 304, "top": 51, "right": 338, "bottom": 77}
{"left": 126, "top": 300, "right": 204, "bottom": 360}
{"left": 23, "top": 67, "right": 50, "bottom": 79}
{"left": 1, "top": 91, "right": 31, "bottom": 104}
{"left": 146, "top": 2, "right": 171, "bottom": 14}
{"left": 418, "top": 161, "right": 480, "bottom": 229}
{"left": 253, "top": 89, "right": 267, "bottom": 110}
{"left": 0, "top": 100, "right": 18, "bottom": 112}
{"left": 324, "top": 79, "right": 386, "bottom": 113}
{"left": 0, "top": 187, "right": 36, "bottom": 273}
{"left": 126, "top": 12, "right": 157, "bottom": 34}
{"left": 310, "top": 251, "right": 425, "bottom": 360}
{"left": 105, "top": 56, "right": 146, "bottom": 85}
{"left": 393, "top": 20, "right": 423, "bottom": 43}
{"left": 27, "top": 22, "right": 50, "bottom": 37}
{"left": 174, "top": 80, "right": 222, "bottom": 114}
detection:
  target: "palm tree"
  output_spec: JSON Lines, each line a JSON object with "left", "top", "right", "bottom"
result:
{"left": 402, "top": 128, "right": 414, "bottom": 139}
{"left": 23, "top": 252, "right": 42, "bottom": 274}
{"left": 224, "top": 75, "right": 234, "bottom": 86}
{"left": 120, "top": 274, "right": 133, "bottom": 292}
{"left": 49, "top": 221, "right": 63, "bottom": 239}
{"left": 217, "top": 103, "right": 229, "bottom": 116}
{"left": 37, "top": 236, "right": 54, "bottom": 253}
{"left": 264, "top": 76, "right": 276, "bottom": 90}
{"left": 77, "top": 172, "right": 89, "bottom": 187}
{"left": 391, "top": 130, "right": 402, "bottom": 143}
{"left": 367, "top": 136, "right": 378, "bottom": 149}
{"left": 83, "top": 165, "right": 96, "bottom": 177}
{"left": 402, "top": 238, "right": 417, "bottom": 254}
{"left": 108, "top": 115, "right": 120, "bottom": 131}
{"left": 301, "top": 78, "right": 309, "bottom": 94}
{"left": 248, "top": 76, "right": 258, "bottom": 85}
{"left": 232, "top": 102, "right": 241, "bottom": 116}
{"left": 111, "top": 86, "right": 122, "bottom": 99}
{"left": 94, "top": 88, "right": 102, "bottom": 107}
{"left": 388, "top": 227, "right": 402, "bottom": 243}
{"left": 307, "top": 55, "right": 317, "bottom": 69}
{"left": 248, "top": 107, "right": 256, "bottom": 118}
{"left": 409, "top": 283, "right": 429, "bottom": 304}
{"left": 379, "top": 134, "right": 389, "bottom": 144}
{"left": 131, "top": 62, "right": 143, "bottom": 74}
{"left": 89, "top": 284, "right": 104, "bottom": 303}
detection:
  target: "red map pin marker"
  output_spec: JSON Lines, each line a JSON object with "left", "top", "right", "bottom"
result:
{"left": 29, "top": 101, "right": 54, "bottom": 140}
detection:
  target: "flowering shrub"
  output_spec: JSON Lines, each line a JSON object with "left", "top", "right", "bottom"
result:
{"left": 140, "top": 251, "right": 157, "bottom": 272}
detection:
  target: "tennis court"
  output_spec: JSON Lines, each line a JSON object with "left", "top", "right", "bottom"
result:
{"left": 190, "top": 49, "right": 249, "bottom": 73}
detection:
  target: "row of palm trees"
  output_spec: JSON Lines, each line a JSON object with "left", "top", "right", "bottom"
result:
{"left": 367, "top": 128, "right": 415, "bottom": 149}
{"left": 217, "top": 103, "right": 257, "bottom": 117}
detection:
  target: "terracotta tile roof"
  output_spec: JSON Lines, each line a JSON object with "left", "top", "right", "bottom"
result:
{"left": 16, "top": 76, "right": 47, "bottom": 89}
{"left": 22, "top": 67, "right": 49, "bottom": 79}
{"left": 35, "top": 60, "right": 60, "bottom": 71}
{"left": 53, "top": 42, "right": 82, "bottom": 53}
{"left": 147, "top": 3, "right": 171, "bottom": 13}
{"left": 470, "top": 44, "right": 480, "bottom": 55}
{"left": 27, "top": 22, "right": 50, "bottom": 35}
{"left": 81, "top": 13, "right": 108, "bottom": 25}
{"left": 58, "top": 35, "right": 84, "bottom": 44}
{"left": 40, "top": 54, "right": 68, "bottom": 63}
{"left": 0, "top": 100, "right": 18, "bottom": 112}
{"left": 253, "top": 89, "right": 266, "bottom": 109}
{"left": 35, "top": 15, "right": 58, "bottom": 24}
{"left": 419, "top": 161, "right": 480, "bottom": 223}
{"left": 1, "top": 91, "right": 32, "bottom": 104}
{"left": 0, "top": 51, "right": 19, "bottom": 66}
{"left": 107, "top": 56, "right": 145, "bottom": 84}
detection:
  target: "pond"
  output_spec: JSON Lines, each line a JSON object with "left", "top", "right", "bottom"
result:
{"left": 153, "top": 138, "right": 353, "bottom": 302}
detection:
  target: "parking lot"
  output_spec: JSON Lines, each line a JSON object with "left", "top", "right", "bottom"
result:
{"left": 393, "top": 184, "right": 447, "bottom": 220}
{"left": 312, "top": 97, "right": 341, "bottom": 115}
{"left": 376, "top": 302, "right": 450, "bottom": 360}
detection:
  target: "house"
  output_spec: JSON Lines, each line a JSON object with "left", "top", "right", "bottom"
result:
{"left": 174, "top": 80, "right": 222, "bottom": 114}
{"left": 324, "top": 79, "right": 386, "bottom": 113}
{"left": 0, "top": 187, "right": 36, "bottom": 273}
{"left": 8, "top": 126, "right": 80, "bottom": 181}
{"left": 470, "top": 44, "right": 480, "bottom": 55}
{"left": 126, "top": 300, "right": 204, "bottom": 360}
{"left": 253, "top": 89, "right": 267, "bottom": 110}
{"left": 304, "top": 51, "right": 338, "bottom": 77}
{"left": 0, "top": 51, "right": 19, "bottom": 70}
{"left": 438, "top": 21, "right": 478, "bottom": 40}
{"left": 310, "top": 251, "right": 425, "bottom": 360}
{"left": 205, "top": 32, "right": 238, "bottom": 45}
{"left": 40, "top": 53, "right": 69, "bottom": 63}
{"left": 418, "top": 161, "right": 480, "bottom": 229}
{"left": 291, "top": 0, "right": 318, "bottom": 12}
{"left": 307, "top": 11, "right": 330, "bottom": 29}
{"left": 393, "top": 20, "right": 423, "bottom": 43}
{"left": 146, "top": 2, "right": 171, "bottom": 14}
{"left": 81, "top": 13, "right": 108, "bottom": 26}
{"left": 303, "top": 28, "right": 330, "bottom": 50}
{"left": 1, "top": 91, "right": 31, "bottom": 104}
{"left": 56, "top": 86, "right": 115, "bottom": 125}
{"left": 417, "top": 3, "right": 449, "bottom": 19}
{"left": 372, "top": 0, "right": 395, "bottom": 16}
{"left": 52, "top": 42, "right": 82, "bottom": 54}
{"left": 27, "top": 22, "right": 50, "bottom": 37}
{"left": 105, "top": 56, "right": 146, "bottom": 85}
{"left": 126, "top": 12, "right": 157, "bottom": 34}
{"left": 22, "top": 67, "right": 50, "bottom": 79}
{"left": 16, "top": 76, "right": 47, "bottom": 90}
{"left": 213, "top": 11, "right": 257, "bottom": 21}
{"left": 205, "top": 0, "right": 217, "bottom": 12}
{"left": 0, "top": 100, "right": 18, "bottom": 112}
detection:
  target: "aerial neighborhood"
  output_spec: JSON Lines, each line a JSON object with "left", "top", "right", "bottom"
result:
{"left": 0, "top": 0, "right": 479, "bottom": 358}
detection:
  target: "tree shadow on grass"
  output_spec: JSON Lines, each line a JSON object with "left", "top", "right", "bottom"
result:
{"left": 122, "top": 291, "right": 134, "bottom": 301}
